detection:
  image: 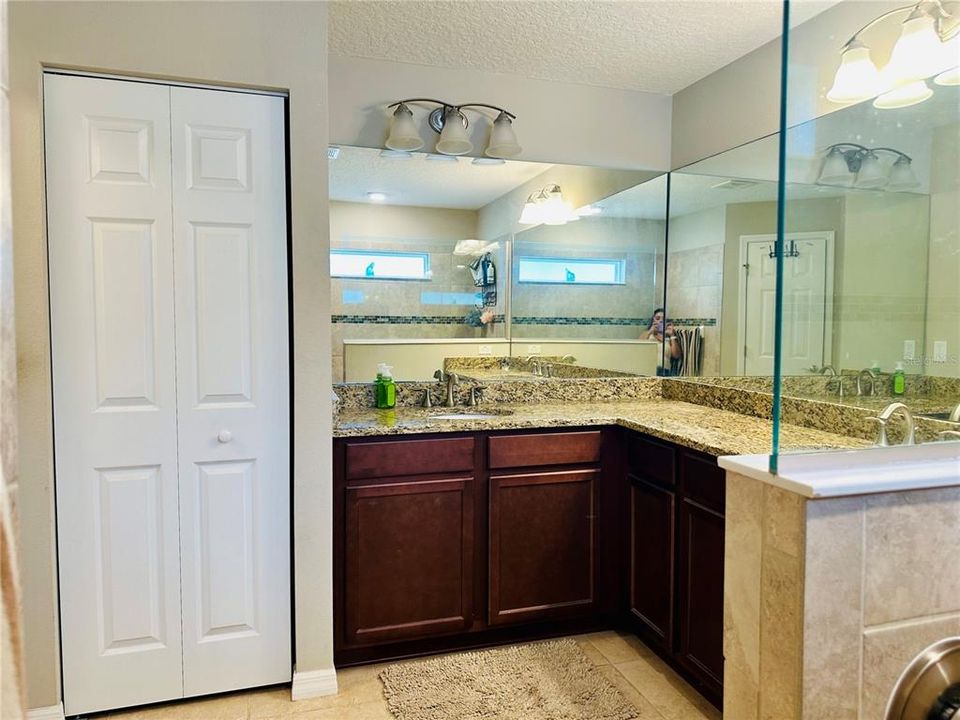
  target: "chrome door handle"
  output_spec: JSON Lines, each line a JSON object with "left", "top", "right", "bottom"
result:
{"left": 217, "top": 429, "right": 233, "bottom": 444}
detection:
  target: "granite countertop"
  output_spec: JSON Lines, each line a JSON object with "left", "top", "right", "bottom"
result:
{"left": 334, "top": 399, "right": 871, "bottom": 456}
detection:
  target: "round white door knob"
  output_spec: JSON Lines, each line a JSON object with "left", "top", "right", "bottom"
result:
{"left": 217, "top": 430, "right": 233, "bottom": 444}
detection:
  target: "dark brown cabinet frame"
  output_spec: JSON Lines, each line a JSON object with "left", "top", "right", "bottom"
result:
{"left": 333, "top": 426, "right": 724, "bottom": 710}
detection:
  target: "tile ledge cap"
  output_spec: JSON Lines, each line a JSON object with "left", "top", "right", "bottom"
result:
{"left": 719, "top": 443, "right": 960, "bottom": 499}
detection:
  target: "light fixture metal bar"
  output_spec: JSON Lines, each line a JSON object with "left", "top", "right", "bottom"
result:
{"left": 826, "top": 142, "right": 913, "bottom": 161}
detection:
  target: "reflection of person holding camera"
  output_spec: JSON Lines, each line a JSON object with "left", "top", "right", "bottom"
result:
{"left": 646, "top": 307, "right": 681, "bottom": 374}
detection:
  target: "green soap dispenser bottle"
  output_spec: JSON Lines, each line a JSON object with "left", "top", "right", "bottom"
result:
{"left": 376, "top": 363, "right": 396, "bottom": 409}
{"left": 892, "top": 362, "right": 906, "bottom": 396}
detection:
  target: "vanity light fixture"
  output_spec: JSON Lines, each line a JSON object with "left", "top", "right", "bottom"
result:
{"left": 385, "top": 98, "right": 521, "bottom": 158}
{"left": 816, "top": 144, "right": 920, "bottom": 191}
{"left": 519, "top": 185, "right": 579, "bottom": 226}
{"left": 826, "top": 0, "right": 959, "bottom": 108}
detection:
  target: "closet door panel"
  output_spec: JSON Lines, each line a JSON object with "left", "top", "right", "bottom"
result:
{"left": 171, "top": 86, "right": 291, "bottom": 696}
{"left": 45, "top": 74, "right": 183, "bottom": 716}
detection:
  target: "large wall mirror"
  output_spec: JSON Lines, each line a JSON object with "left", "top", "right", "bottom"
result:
{"left": 667, "top": 80, "right": 958, "bottom": 401}
{"left": 330, "top": 145, "right": 666, "bottom": 381}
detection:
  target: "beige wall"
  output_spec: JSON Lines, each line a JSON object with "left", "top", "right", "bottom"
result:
{"left": 9, "top": 1, "right": 332, "bottom": 710}
{"left": 671, "top": 1, "right": 905, "bottom": 168}
{"left": 925, "top": 123, "right": 960, "bottom": 377}
{"left": 329, "top": 55, "right": 672, "bottom": 171}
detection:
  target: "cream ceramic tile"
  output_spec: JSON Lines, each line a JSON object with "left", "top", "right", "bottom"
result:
{"left": 862, "top": 614, "right": 960, "bottom": 720}
{"left": 723, "top": 472, "right": 763, "bottom": 720}
{"left": 802, "top": 497, "right": 864, "bottom": 720}
{"left": 584, "top": 630, "right": 652, "bottom": 664}
{"left": 615, "top": 655, "right": 718, "bottom": 720}
{"left": 572, "top": 632, "right": 614, "bottom": 666}
{"left": 295, "top": 699, "right": 393, "bottom": 719}
{"left": 762, "top": 484, "right": 805, "bottom": 559}
{"left": 863, "top": 487, "right": 960, "bottom": 627}
{"left": 594, "top": 664, "right": 666, "bottom": 719}
{"left": 758, "top": 547, "right": 803, "bottom": 720}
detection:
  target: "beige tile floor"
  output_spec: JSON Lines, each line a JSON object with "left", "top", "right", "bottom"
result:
{"left": 93, "top": 631, "right": 721, "bottom": 720}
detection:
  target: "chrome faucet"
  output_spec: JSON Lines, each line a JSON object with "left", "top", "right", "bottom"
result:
{"left": 819, "top": 365, "right": 837, "bottom": 376}
{"left": 468, "top": 385, "right": 486, "bottom": 407}
{"left": 857, "top": 368, "right": 878, "bottom": 397}
{"left": 868, "top": 402, "right": 916, "bottom": 446}
{"left": 444, "top": 373, "right": 459, "bottom": 407}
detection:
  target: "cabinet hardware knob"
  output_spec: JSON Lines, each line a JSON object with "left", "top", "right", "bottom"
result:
{"left": 217, "top": 429, "right": 233, "bottom": 443}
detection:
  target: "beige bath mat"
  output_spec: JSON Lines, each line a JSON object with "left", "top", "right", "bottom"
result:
{"left": 379, "top": 638, "right": 641, "bottom": 720}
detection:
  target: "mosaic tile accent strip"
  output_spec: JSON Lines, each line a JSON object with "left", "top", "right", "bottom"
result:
{"left": 511, "top": 316, "right": 646, "bottom": 326}
{"left": 333, "top": 314, "right": 506, "bottom": 325}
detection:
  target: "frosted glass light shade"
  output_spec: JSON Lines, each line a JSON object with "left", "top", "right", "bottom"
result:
{"left": 873, "top": 80, "right": 933, "bottom": 109}
{"left": 486, "top": 112, "right": 522, "bottom": 158}
{"left": 435, "top": 109, "right": 473, "bottom": 155}
{"left": 827, "top": 42, "right": 882, "bottom": 103}
{"left": 854, "top": 152, "right": 888, "bottom": 189}
{"left": 818, "top": 148, "right": 854, "bottom": 187}
{"left": 934, "top": 35, "right": 960, "bottom": 85}
{"left": 541, "top": 187, "right": 579, "bottom": 225}
{"left": 385, "top": 104, "right": 424, "bottom": 152}
{"left": 935, "top": 66, "right": 960, "bottom": 85}
{"left": 887, "top": 156, "right": 920, "bottom": 191}
{"left": 883, "top": 12, "right": 944, "bottom": 86}
{"left": 519, "top": 194, "right": 544, "bottom": 225}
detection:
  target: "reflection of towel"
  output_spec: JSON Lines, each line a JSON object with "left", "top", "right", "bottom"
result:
{"left": 675, "top": 326, "right": 704, "bottom": 377}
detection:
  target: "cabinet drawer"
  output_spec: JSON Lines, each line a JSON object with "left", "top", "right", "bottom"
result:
{"left": 627, "top": 434, "right": 676, "bottom": 488}
{"left": 488, "top": 430, "right": 601, "bottom": 469}
{"left": 344, "top": 436, "right": 475, "bottom": 480}
{"left": 680, "top": 451, "right": 725, "bottom": 515}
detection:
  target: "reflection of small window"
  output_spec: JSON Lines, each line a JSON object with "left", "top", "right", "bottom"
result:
{"left": 517, "top": 256, "right": 625, "bottom": 285}
{"left": 331, "top": 250, "right": 431, "bottom": 280}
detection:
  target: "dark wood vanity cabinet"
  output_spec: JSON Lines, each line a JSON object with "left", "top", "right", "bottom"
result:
{"left": 334, "top": 426, "right": 724, "bottom": 707}
{"left": 625, "top": 433, "right": 726, "bottom": 706}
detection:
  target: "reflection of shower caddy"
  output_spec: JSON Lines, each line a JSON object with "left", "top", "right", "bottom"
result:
{"left": 469, "top": 252, "right": 498, "bottom": 307}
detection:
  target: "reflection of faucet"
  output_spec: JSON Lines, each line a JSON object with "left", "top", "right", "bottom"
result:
{"left": 868, "top": 402, "right": 916, "bottom": 446}
{"left": 950, "top": 403, "right": 960, "bottom": 423}
{"left": 444, "top": 373, "right": 459, "bottom": 407}
{"left": 819, "top": 365, "right": 837, "bottom": 376}
{"left": 560, "top": 355, "right": 575, "bottom": 363}
{"left": 857, "top": 368, "right": 878, "bottom": 397}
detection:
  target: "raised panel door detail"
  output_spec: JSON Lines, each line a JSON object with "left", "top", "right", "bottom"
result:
{"left": 96, "top": 465, "right": 166, "bottom": 654}
{"left": 678, "top": 500, "right": 725, "bottom": 695}
{"left": 629, "top": 475, "right": 675, "bottom": 648}
{"left": 489, "top": 469, "right": 598, "bottom": 625}
{"left": 188, "top": 125, "right": 251, "bottom": 192}
{"left": 344, "top": 478, "right": 474, "bottom": 645}
{"left": 46, "top": 73, "right": 184, "bottom": 715}
{"left": 92, "top": 218, "right": 159, "bottom": 410}
{"left": 195, "top": 461, "right": 257, "bottom": 642}
{"left": 191, "top": 222, "right": 254, "bottom": 406}
{"left": 87, "top": 116, "right": 153, "bottom": 185}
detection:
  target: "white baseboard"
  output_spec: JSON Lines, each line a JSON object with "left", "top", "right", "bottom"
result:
{"left": 26, "top": 703, "right": 65, "bottom": 720}
{"left": 291, "top": 667, "right": 338, "bottom": 701}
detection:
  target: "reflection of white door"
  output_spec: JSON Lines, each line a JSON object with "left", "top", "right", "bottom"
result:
{"left": 739, "top": 232, "right": 833, "bottom": 376}
{"left": 46, "top": 73, "right": 289, "bottom": 716}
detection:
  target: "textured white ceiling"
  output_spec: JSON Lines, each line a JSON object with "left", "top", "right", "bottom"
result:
{"left": 329, "top": 0, "right": 842, "bottom": 96}
{"left": 330, "top": 146, "right": 555, "bottom": 209}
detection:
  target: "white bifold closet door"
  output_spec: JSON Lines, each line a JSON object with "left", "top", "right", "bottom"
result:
{"left": 46, "top": 73, "right": 290, "bottom": 717}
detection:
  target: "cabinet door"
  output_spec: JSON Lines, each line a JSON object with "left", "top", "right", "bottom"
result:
{"left": 677, "top": 498, "right": 725, "bottom": 696}
{"left": 170, "top": 86, "right": 291, "bottom": 697}
{"left": 489, "top": 469, "right": 598, "bottom": 625}
{"left": 45, "top": 74, "right": 184, "bottom": 716}
{"left": 628, "top": 474, "right": 675, "bottom": 649}
{"left": 344, "top": 477, "right": 475, "bottom": 645}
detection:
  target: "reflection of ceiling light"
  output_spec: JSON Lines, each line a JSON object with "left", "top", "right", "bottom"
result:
{"left": 379, "top": 149, "right": 413, "bottom": 159}
{"left": 367, "top": 192, "right": 388, "bottom": 202}
{"left": 519, "top": 185, "right": 579, "bottom": 226}
{"left": 453, "top": 239, "right": 501, "bottom": 256}
{"left": 424, "top": 154, "right": 459, "bottom": 163}
{"left": 816, "top": 144, "right": 919, "bottom": 191}
{"left": 385, "top": 98, "right": 520, "bottom": 157}
{"left": 873, "top": 80, "right": 934, "bottom": 108}
{"left": 472, "top": 157, "right": 506, "bottom": 165}
{"left": 577, "top": 205, "right": 602, "bottom": 216}
{"left": 826, "top": 2, "right": 959, "bottom": 108}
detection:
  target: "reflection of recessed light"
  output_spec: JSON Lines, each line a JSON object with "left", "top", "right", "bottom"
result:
{"left": 472, "top": 157, "right": 505, "bottom": 165}
{"left": 367, "top": 192, "right": 388, "bottom": 202}
{"left": 577, "top": 205, "right": 602, "bottom": 216}
{"left": 425, "top": 154, "right": 459, "bottom": 163}
{"left": 379, "top": 149, "right": 413, "bottom": 159}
